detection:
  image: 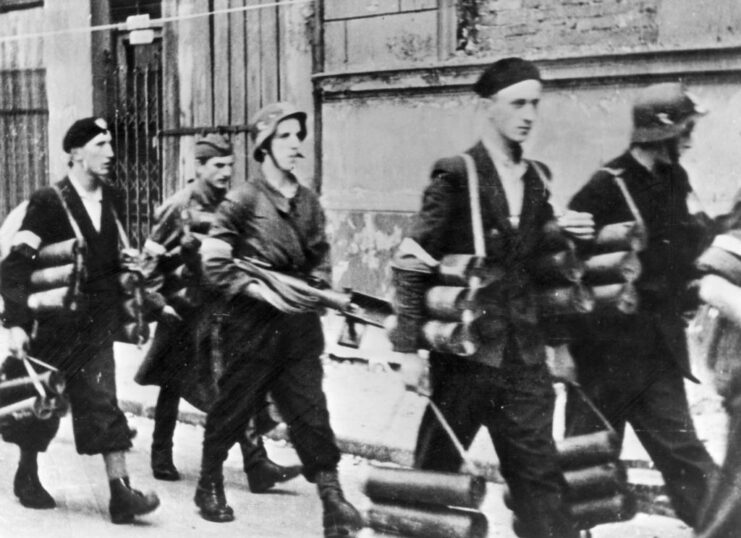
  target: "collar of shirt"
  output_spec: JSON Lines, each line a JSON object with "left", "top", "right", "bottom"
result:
{"left": 481, "top": 138, "right": 527, "bottom": 225}
{"left": 68, "top": 175, "right": 103, "bottom": 231}
{"left": 256, "top": 174, "right": 301, "bottom": 215}
{"left": 68, "top": 175, "right": 103, "bottom": 203}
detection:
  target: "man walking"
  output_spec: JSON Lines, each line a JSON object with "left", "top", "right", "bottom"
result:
{"left": 194, "top": 103, "right": 362, "bottom": 537}
{"left": 391, "top": 58, "right": 593, "bottom": 538}
{"left": 0, "top": 117, "right": 159, "bottom": 523}
{"left": 137, "top": 133, "right": 301, "bottom": 491}
{"left": 566, "top": 82, "right": 718, "bottom": 529}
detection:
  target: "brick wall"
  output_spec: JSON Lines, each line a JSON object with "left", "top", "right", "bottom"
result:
{"left": 462, "top": 0, "right": 741, "bottom": 57}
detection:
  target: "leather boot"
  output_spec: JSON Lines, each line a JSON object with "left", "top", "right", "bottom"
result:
{"left": 151, "top": 448, "right": 180, "bottom": 481}
{"left": 315, "top": 470, "right": 363, "bottom": 538}
{"left": 14, "top": 466, "right": 55, "bottom": 509}
{"left": 108, "top": 477, "right": 160, "bottom": 524}
{"left": 194, "top": 476, "right": 234, "bottom": 523}
{"left": 246, "top": 458, "right": 303, "bottom": 493}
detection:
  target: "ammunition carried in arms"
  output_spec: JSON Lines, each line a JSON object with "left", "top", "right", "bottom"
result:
{"left": 232, "top": 257, "right": 394, "bottom": 349}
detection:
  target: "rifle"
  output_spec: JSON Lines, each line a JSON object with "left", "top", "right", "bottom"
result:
{"left": 233, "top": 257, "right": 393, "bottom": 348}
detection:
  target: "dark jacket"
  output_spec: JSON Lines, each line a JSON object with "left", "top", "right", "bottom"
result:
{"left": 401, "top": 141, "right": 557, "bottom": 368}
{"left": 202, "top": 174, "right": 331, "bottom": 303}
{"left": 1, "top": 177, "right": 123, "bottom": 328}
{"left": 569, "top": 151, "right": 712, "bottom": 379}
{"left": 1, "top": 177, "right": 124, "bottom": 363}
{"left": 135, "top": 180, "right": 225, "bottom": 392}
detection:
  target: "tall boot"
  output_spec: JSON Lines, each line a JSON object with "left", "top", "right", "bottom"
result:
{"left": 14, "top": 450, "right": 55, "bottom": 509}
{"left": 315, "top": 470, "right": 363, "bottom": 538}
{"left": 240, "top": 436, "right": 302, "bottom": 493}
{"left": 151, "top": 386, "right": 181, "bottom": 481}
{"left": 108, "top": 477, "right": 160, "bottom": 524}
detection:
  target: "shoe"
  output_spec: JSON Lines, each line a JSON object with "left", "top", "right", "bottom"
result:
{"left": 315, "top": 470, "right": 362, "bottom": 538}
{"left": 127, "top": 425, "right": 138, "bottom": 440}
{"left": 109, "top": 477, "right": 160, "bottom": 524}
{"left": 151, "top": 449, "right": 180, "bottom": 481}
{"left": 246, "top": 459, "right": 303, "bottom": 493}
{"left": 194, "top": 478, "right": 235, "bottom": 523}
{"left": 13, "top": 467, "right": 56, "bottom": 509}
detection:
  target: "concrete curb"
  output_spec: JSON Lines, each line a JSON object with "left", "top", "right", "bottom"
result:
{"left": 118, "top": 397, "right": 675, "bottom": 519}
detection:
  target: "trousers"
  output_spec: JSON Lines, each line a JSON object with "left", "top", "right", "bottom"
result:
{"left": 200, "top": 305, "right": 339, "bottom": 481}
{"left": 567, "top": 313, "right": 716, "bottom": 528}
{"left": 415, "top": 346, "right": 577, "bottom": 538}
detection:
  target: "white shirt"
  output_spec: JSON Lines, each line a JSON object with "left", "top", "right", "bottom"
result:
{"left": 482, "top": 139, "right": 527, "bottom": 228}
{"left": 68, "top": 176, "right": 103, "bottom": 232}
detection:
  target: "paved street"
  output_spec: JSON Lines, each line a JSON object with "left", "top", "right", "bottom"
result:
{"left": 0, "top": 414, "right": 691, "bottom": 538}
{"left": 0, "top": 324, "right": 714, "bottom": 537}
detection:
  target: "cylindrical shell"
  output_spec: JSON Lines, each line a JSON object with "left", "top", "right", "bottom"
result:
{"left": 363, "top": 466, "right": 487, "bottom": 509}
{"left": 0, "top": 396, "right": 37, "bottom": 420}
{"left": 0, "top": 371, "right": 65, "bottom": 405}
{"left": 437, "top": 255, "right": 504, "bottom": 287}
{"left": 531, "top": 250, "right": 586, "bottom": 284}
{"left": 538, "top": 285, "right": 595, "bottom": 317}
{"left": 570, "top": 492, "right": 637, "bottom": 528}
{"left": 591, "top": 283, "right": 640, "bottom": 314}
{"left": 392, "top": 266, "right": 434, "bottom": 319}
{"left": 119, "top": 271, "right": 142, "bottom": 296}
{"left": 556, "top": 431, "right": 620, "bottom": 469}
{"left": 584, "top": 251, "right": 642, "bottom": 284}
{"left": 564, "top": 462, "right": 628, "bottom": 502}
{"left": 367, "top": 502, "right": 488, "bottom": 538}
{"left": 27, "top": 287, "right": 71, "bottom": 313}
{"left": 29, "top": 264, "right": 75, "bottom": 291}
{"left": 593, "top": 221, "right": 647, "bottom": 252}
{"left": 36, "top": 238, "right": 79, "bottom": 267}
{"left": 425, "top": 286, "right": 477, "bottom": 322}
{"left": 421, "top": 320, "right": 479, "bottom": 357}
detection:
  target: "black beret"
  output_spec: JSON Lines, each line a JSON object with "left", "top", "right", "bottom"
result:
{"left": 63, "top": 117, "right": 109, "bottom": 153}
{"left": 195, "top": 133, "right": 233, "bottom": 160}
{"left": 473, "top": 57, "right": 541, "bottom": 98}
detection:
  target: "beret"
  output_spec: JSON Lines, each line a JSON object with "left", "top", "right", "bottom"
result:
{"left": 195, "top": 133, "right": 233, "bottom": 160}
{"left": 473, "top": 57, "right": 541, "bottom": 98}
{"left": 62, "top": 117, "right": 109, "bottom": 153}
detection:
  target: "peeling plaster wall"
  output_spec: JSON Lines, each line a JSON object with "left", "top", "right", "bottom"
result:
{"left": 319, "top": 0, "right": 741, "bottom": 295}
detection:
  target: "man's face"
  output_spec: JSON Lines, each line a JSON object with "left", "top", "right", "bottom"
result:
{"left": 73, "top": 132, "right": 114, "bottom": 179}
{"left": 484, "top": 79, "right": 543, "bottom": 144}
{"left": 197, "top": 155, "right": 234, "bottom": 190}
{"left": 268, "top": 118, "right": 303, "bottom": 171}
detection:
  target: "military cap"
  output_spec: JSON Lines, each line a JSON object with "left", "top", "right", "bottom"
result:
{"left": 473, "top": 57, "right": 541, "bottom": 98}
{"left": 249, "top": 102, "right": 307, "bottom": 162}
{"left": 631, "top": 83, "right": 707, "bottom": 144}
{"left": 62, "top": 117, "right": 110, "bottom": 153}
{"left": 195, "top": 133, "right": 233, "bottom": 160}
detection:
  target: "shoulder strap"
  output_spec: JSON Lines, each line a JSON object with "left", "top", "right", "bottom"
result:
{"left": 600, "top": 167, "right": 645, "bottom": 227}
{"left": 460, "top": 153, "right": 486, "bottom": 257}
{"left": 52, "top": 183, "right": 85, "bottom": 247}
{"left": 108, "top": 201, "right": 131, "bottom": 250}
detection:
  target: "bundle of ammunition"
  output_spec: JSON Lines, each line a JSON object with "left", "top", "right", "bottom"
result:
{"left": 26, "top": 238, "right": 85, "bottom": 313}
{"left": 362, "top": 465, "right": 488, "bottom": 538}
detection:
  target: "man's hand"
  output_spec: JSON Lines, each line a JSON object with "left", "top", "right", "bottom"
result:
{"left": 8, "top": 326, "right": 29, "bottom": 358}
{"left": 558, "top": 210, "right": 595, "bottom": 241}
{"left": 399, "top": 352, "right": 431, "bottom": 396}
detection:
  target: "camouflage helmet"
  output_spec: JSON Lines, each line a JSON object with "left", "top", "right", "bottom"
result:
{"left": 631, "top": 82, "right": 706, "bottom": 144}
{"left": 249, "top": 102, "right": 307, "bottom": 162}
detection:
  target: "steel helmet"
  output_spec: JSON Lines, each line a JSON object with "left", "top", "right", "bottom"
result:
{"left": 249, "top": 102, "right": 307, "bottom": 162}
{"left": 631, "top": 82, "right": 706, "bottom": 144}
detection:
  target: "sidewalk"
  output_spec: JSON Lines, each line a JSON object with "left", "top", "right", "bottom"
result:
{"left": 112, "top": 317, "right": 729, "bottom": 520}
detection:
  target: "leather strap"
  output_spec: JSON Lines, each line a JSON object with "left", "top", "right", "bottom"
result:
{"left": 460, "top": 153, "right": 486, "bottom": 257}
